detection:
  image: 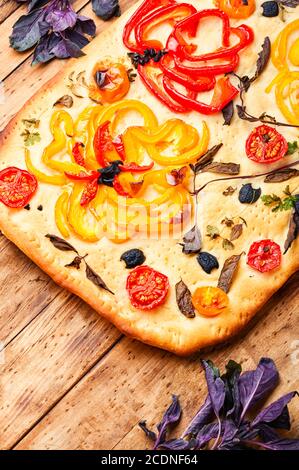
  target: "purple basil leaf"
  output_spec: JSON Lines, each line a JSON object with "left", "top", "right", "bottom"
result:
{"left": 10, "top": 9, "right": 49, "bottom": 51}
{"left": 221, "top": 359, "right": 242, "bottom": 420}
{"left": 45, "top": 3, "right": 77, "bottom": 32}
{"left": 238, "top": 358, "right": 279, "bottom": 422}
{"left": 27, "top": 0, "right": 49, "bottom": 12}
{"left": 257, "top": 423, "right": 281, "bottom": 442}
{"left": 218, "top": 419, "right": 238, "bottom": 449}
{"left": 182, "top": 396, "right": 214, "bottom": 438}
{"left": 138, "top": 420, "right": 157, "bottom": 441}
{"left": 154, "top": 395, "right": 181, "bottom": 449}
{"left": 32, "top": 32, "right": 60, "bottom": 64}
{"left": 201, "top": 360, "right": 226, "bottom": 418}
{"left": 194, "top": 423, "right": 220, "bottom": 449}
{"left": 76, "top": 15, "right": 96, "bottom": 36}
{"left": 246, "top": 438, "right": 299, "bottom": 450}
{"left": 52, "top": 30, "right": 88, "bottom": 58}
{"left": 92, "top": 0, "right": 121, "bottom": 21}
{"left": 159, "top": 438, "right": 192, "bottom": 450}
{"left": 251, "top": 391, "right": 297, "bottom": 430}
{"left": 201, "top": 360, "right": 226, "bottom": 448}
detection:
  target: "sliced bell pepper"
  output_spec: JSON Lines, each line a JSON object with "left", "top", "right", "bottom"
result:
{"left": 93, "top": 121, "right": 118, "bottom": 168}
{"left": 135, "top": 2, "right": 197, "bottom": 51}
{"left": 172, "top": 53, "right": 240, "bottom": 78}
{"left": 65, "top": 170, "right": 98, "bottom": 181}
{"left": 24, "top": 149, "right": 66, "bottom": 186}
{"left": 55, "top": 191, "right": 70, "bottom": 238}
{"left": 112, "top": 135, "right": 126, "bottom": 161}
{"left": 113, "top": 175, "right": 132, "bottom": 197}
{"left": 160, "top": 55, "right": 216, "bottom": 92}
{"left": 72, "top": 142, "right": 85, "bottom": 167}
{"left": 169, "top": 19, "right": 253, "bottom": 62}
{"left": 138, "top": 62, "right": 196, "bottom": 113}
{"left": 80, "top": 179, "right": 99, "bottom": 206}
{"left": 119, "top": 162, "right": 154, "bottom": 172}
{"left": 163, "top": 76, "right": 238, "bottom": 115}
{"left": 123, "top": 0, "right": 175, "bottom": 52}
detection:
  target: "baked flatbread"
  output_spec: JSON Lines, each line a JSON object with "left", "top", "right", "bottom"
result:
{"left": 0, "top": 0, "right": 298, "bottom": 355}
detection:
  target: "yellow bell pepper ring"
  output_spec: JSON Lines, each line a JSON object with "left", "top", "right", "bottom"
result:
{"left": 25, "top": 149, "right": 66, "bottom": 185}
{"left": 55, "top": 191, "right": 71, "bottom": 238}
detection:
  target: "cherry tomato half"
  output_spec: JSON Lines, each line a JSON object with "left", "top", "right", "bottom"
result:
{"left": 215, "top": 0, "right": 256, "bottom": 19}
{"left": 0, "top": 166, "right": 38, "bottom": 208}
{"left": 192, "top": 286, "right": 229, "bottom": 317}
{"left": 247, "top": 239, "right": 281, "bottom": 273}
{"left": 126, "top": 265, "right": 169, "bottom": 310}
{"left": 245, "top": 125, "right": 288, "bottom": 164}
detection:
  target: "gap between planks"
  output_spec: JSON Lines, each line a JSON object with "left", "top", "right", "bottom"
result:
{"left": 13, "top": 273, "right": 299, "bottom": 450}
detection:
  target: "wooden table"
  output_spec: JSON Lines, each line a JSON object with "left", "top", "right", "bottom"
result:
{"left": 0, "top": 0, "right": 298, "bottom": 450}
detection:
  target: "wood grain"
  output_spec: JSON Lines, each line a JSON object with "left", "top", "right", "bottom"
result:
{"left": 0, "top": 290, "right": 121, "bottom": 449}
{"left": 15, "top": 273, "right": 299, "bottom": 450}
{"left": 0, "top": 0, "right": 19, "bottom": 24}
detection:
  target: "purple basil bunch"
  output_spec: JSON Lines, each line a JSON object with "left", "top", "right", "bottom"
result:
{"left": 10, "top": 0, "right": 121, "bottom": 64}
{"left": 140, "top": 358, "right": 299, "bottom": 450}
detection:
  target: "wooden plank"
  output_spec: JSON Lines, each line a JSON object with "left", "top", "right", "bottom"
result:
{"left": 0, "top": 0, "right": 19, "bottom": 24}
{"left": 0, "top": 0, "right": 90, "bottom": 81}
{"left": 15, "top": 273, "right": 299, "bottom": 450}
{"left": 0, "top": 239, "right": 62, "bottom": 346}
{"left": 0, "top": 0, "right": 135, "bottom": 130}
{"left": 0, "top": 291, "right": 121, "bottom": 450}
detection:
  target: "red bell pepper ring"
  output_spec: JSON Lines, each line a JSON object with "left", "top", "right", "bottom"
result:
{"left": 135, "top": 2, "right": 197, "bottom": 51}
{"left": 169, "top": 12, "right": 254, "bottom": 63}
{"left": 80, "top": 179, "right": 99, "bottom": 206}
{"left": 112, "top": 135, "right": 126, "bottom": 161}
{"left": 93, "top": 121, "right": 115, "bottom": 168}
{"left": 162, "top": 76, "right": 238, "bottom": 115}
{"left": 138, "top": 62, "right": 195, "bottom": 113}
{"left": 123, "top": 0, "right": 176, "bottom": 52}
{"left": 72, "top": 142, "right": 85, "bottom": 167}
{"left": 113, "top": 175, "right": 132, "bottom": 198}
{"left": 173, "top": 53, "right": 240, "bottom": 78}
{"left": 119, "top": 161, "right": 154, "bottom": 172}
{"left": 160, "top": 55, "right": 216, "bottom": 92}
{"left": 65, "top": 170, "right": 98, "bottom": 181}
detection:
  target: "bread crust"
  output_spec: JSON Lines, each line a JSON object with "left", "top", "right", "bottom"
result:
{"left": 0, "top": 0, "right": 298, "bottom": 356}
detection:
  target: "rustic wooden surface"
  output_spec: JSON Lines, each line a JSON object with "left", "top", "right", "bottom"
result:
{"left": 0, "top": 0, "right": 298, "bottom": 450}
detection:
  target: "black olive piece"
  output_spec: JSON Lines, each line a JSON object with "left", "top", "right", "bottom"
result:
{"left": 261, "top": 1, "right": 279, "bottom": 17}
{"left": 37, "top": 205, "right": 43, "bottom": 211}
{"left": 24, "top": 204, "right": 30, "bottom": 210}
{"left": 197, "top": 252, "right": 219, "bottom": 274}
{"left": 98, "top": 160, "right": 122, "bottom": 187}
{"left": 238, "top": 183, "right": 262, "bottom": 204}
{"left": 153, "top": 51, "right": 163, "bottom": 62}
{"left": 95, "top": 70, "right": 107, "bottom": 88}
{"left": 120, "top": 249, "right": 146, "bottom": 269}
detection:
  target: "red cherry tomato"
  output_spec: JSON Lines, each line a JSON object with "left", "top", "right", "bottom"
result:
{"left": 0, "top": 166, "right": 38, "bottom": 208}
{"left": 245, "top": 125, "right": 288, "bottom": 164}
{"left": 247, "top": 239, "right": 281, "bottom": 273}
{"left": 126, "top": 265, "right": 169, "bottom": 310}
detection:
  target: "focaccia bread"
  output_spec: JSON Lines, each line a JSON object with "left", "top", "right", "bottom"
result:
{"left": 0, "top": 0, "right": 298, "bottom": 355}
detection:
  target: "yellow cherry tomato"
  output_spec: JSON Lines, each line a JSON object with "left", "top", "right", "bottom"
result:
{"left": 192, "top": 286, "right": 229, "bottom": 317}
